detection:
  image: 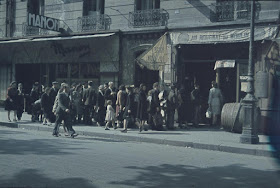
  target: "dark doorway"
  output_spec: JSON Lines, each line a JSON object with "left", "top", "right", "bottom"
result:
{"left": 16, "top": 64, "right": 41, "bottom": 94}
{"left": 219, "top": 67, "right": 237, "bottom": 103}
{"left": 185, "top": 62, "right": 216, "bottom": 100}
{"left": 134, "top": 50, "right": 159, "bottom": 90}
{"left": 135, "top": 63, "right": 159, "bottom": 90}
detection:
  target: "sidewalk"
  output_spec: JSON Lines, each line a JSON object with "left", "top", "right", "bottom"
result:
{"left": 0, "top": 108, "right": 279, "bottom": 158}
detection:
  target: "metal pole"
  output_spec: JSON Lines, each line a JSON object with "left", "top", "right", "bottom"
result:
{"left": 240, "top": 0, "right": 259, "bottom": 144}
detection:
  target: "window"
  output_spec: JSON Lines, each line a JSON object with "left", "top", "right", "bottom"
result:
{"left": 28, "top": 0, "right": 44, "bottom": 15}
{"left": 83, "top": 0, "right": 105, "bottom": 16}
{"left": 135, "top": 0, "right": 160, "bottom": 10}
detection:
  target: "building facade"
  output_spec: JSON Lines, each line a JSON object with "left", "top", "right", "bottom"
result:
{"left": 0, "top": 0, "right": 280, "bottom": 131}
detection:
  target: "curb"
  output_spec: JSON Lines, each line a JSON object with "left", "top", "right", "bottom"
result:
{"left": 0, "top": 122, "right": 278, "bottom": 158}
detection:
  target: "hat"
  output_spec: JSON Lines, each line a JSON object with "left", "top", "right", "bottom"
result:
{"left": 10, "top": 81, "right": 16, "bottom": 86}
{"left": 52, "top": 81, "right": 59, "bottom": 85}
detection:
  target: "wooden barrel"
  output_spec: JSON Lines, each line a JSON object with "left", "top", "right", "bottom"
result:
{"left": 221, "top": 103, "right": 242, "bottom": 133}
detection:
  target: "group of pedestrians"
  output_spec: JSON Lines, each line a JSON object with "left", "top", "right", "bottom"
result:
{"left": 4, "top": 79, "right": 224, "bottom": 136}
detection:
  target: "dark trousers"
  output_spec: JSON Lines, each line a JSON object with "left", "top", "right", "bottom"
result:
{"left": 53, "top": 112, "right": 75, "bottom": 135}
{"left": 84, "top": 105, "right": 93, "bottom": 125}
{"left": 193, "top": 105, "right": 201, "bottom": 126}
{"left": 166, "top": 109, "right": 175, "bottom": 129}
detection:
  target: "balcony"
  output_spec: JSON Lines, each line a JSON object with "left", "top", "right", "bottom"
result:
{"left": 77, "top": 14, "right": 111, "bottom": 32}
{"left": 21, "top": 22, "right": 49, "bottom": 37}
{"left": 129, "top": 9, "right": 169, "bottom": 28}
{"left": 211, "top": 1, "right": 261, "bottom": 22}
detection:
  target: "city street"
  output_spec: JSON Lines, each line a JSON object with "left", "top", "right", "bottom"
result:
{"left": 0, "top": 126, "right": 279, "bottom": 188}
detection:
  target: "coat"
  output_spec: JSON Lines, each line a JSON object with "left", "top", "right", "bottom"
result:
{"left": 83, "top": 87, "right": 96, "bottom": 106}
{"left": 56, "top": 92, "right": 71, "bottom": 115}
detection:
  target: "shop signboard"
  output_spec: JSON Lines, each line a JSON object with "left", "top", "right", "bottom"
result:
{"left": 28, "top": 13, "right": 60, "bottom": 32}
{"left": 170, "top": 26, "right": 278, "bottom": 45}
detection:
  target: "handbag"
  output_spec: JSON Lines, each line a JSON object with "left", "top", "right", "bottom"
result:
{"left": 206, "top": 108, "right": 212, "bottom": 118}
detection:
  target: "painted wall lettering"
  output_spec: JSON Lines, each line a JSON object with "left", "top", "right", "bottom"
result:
{"left": 50, "top": 42, "right": 91, "bottom": 57}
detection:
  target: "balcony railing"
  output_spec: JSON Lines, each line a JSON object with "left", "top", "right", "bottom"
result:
{"left": 211, "top": 1, "right": 261, "bottom": 22}
{"left": 22, "top": 22, "right": 49, "bottom": 36}
{"left": 129, "top": 9, "right": 169, "bottom": 28}
{"left": 77, "top": 14, "right": 111, "bottom": 32}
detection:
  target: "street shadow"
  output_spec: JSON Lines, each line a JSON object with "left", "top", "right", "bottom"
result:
{"left": 0, "top": 169, "right": 97, "bottom": 188}
{"left": 0, "top": 131, "right": 87, "bottom": 155}
{"left": 109, "top": 164, "right": 279, "bottom": 188}
{"left": 140, "top": 132, "right": 187, "bottom": 135}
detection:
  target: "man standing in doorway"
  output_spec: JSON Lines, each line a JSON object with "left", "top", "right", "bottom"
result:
{"left": 191, "top": 84, "right": 202, "bottom": 127}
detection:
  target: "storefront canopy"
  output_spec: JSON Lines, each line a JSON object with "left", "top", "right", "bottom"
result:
{"left": 170, "top": 26, "right": 279, "bottom": 45}
{"left": 136, "top": 33, "right": 168, "bottom": 71}
{"left": 0, "top": 33, "right": 115, "bottom": 44}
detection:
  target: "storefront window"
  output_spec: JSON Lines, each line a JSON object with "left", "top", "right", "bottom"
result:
{"left": 80, "top": 63, "right": 100, "bottom": 79}
{"left": 57, "top": 64, "right": 68, "bottom": 78}
{"left": 71, "top": 64, "right": 79, "bottom": 78}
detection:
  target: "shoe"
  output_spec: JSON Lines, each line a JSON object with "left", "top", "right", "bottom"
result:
{"left": 13, "top": 118, "right": 17, "bottom": 122}
{"left": 8, "top": 119, "right": 11, "bottom": 122}
{"left": 71, "top": 133, "right": 78, "bottom": 138}
{"left": 105, "top": 127, "right": 110, "bottom": 130}
{"left": 65, "top": 133, "right": 69, "bottom": 136}
{"left": 121, "top": 129, "right": 127, "bottom": 133}
{"left": 43, "top": 122, "right": 47, "bottom": 125}
{"left": 52, "top": 133, "right": 59, "bottom": 137}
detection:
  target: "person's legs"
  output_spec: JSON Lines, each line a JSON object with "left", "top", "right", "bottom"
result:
{"left": 7, "top": 111, "right": 11, "bottom": 121}
{"left": 13, "top": 110, "right": 17, "bottom": 121}
{"left": 53, "top": 114, "right": 63, "bottom": 136}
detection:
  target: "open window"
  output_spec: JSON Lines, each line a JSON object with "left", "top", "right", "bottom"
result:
{"left": 83, "top": 0, "right": 105, "bottom": 16}
{"left": 135, "top": 0, "right": 160, "bottom": 10}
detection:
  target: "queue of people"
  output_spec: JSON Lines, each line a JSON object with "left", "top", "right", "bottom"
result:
{"left": 4, "top": 80, "right": 224, "bottom": 136}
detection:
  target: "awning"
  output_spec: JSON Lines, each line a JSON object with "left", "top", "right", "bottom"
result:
{"left": 170, "top": 26, "right": 279, "bottom": 45}
{"left": 0, "top": 33, "right": 115, "bottom": 44}
{"left": 136, "top": 33, "right": 168, "bottom": 71}
{"left": 214, "top": 60, "right": 235, "bottom": 70}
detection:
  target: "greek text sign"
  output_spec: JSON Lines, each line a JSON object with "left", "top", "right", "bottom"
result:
{"left": 28, "top": 13, "right": 60, "bottom": 32}
{"left": 170, "top": 26, "right": 278, "bottom": 44}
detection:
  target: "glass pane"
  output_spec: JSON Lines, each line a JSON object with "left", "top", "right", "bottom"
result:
{"left": 57, "top": 64, "right": 68, "bottom": 78}
{"left": 80, "top": 63, "right": 100, "bottom": 78}
{"left": 71, "top": 64, "right": 79, "bottom": 78}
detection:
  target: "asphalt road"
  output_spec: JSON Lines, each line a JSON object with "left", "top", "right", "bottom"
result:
{"left": 0, "top": 126, "right": 279, "bottom": 188}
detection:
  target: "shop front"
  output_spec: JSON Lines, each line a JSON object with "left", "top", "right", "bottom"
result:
{"left": 170, "top": 25, "right": 279, "bottom": 128}
{"left": 0, "top": 32, "right": 120, "bottom": 98}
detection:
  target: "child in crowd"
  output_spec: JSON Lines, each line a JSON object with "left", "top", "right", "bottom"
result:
{"left": 105, "top": 100, "right": 116, "bottom": 130}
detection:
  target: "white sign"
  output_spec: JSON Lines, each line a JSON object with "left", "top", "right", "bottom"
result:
{"left": 28, "top": 13, "right": 60, "bottom": 32}
{"left": 214, "top": 60, "right": 235, "bottom": 70}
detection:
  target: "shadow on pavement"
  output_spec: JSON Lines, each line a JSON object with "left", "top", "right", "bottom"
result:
{"left": 0, "top": 130, "right": 87, "bottom": 155}
{"left": 109, "top": 164, "right": 279, "bottom": 188}
{"left": 0, "top": 169, "right": 97, "bottom": 188}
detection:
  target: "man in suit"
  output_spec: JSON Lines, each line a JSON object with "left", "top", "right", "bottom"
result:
{"left": 83, "top": 81, "right": 96, "bottom": 125}
{"left": 53, "top": 83, "right": 77, "bottom": 137}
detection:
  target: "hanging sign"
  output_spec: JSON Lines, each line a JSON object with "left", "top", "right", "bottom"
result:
{"left": 28, "top": 13, "right": 60, "bottom": 32}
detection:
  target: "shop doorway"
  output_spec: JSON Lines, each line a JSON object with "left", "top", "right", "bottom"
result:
{"left": 135, "top": 63, "right": 159, "bottom": 90}
{"left": 185, "top": 62, "right": 216, "bottom": 100}
{"left": 134, "top": 50, "right": 159, "bottom": 90}
{"left": 16, "top": 64, "right": 45, "bottom": 93}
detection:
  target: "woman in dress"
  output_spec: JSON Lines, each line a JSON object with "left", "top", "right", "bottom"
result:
{"left": 41, "top": 87, "right": 52, "bottom": 125}
{"left": 208, "top": 81, "right": 223, "bottom": 126}
{"left": 16, "top": 83, "right": 25, "bottom": 121}
{"left": 136, "top": 84, "right": 148, "bottom": 129}
{"left": 5, "top": 81, "right": 18, "bottom": 122}
{"left": 116, "top": 85, "right": 127, "bottom": 128}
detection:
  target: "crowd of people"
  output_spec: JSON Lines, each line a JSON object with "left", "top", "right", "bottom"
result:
{"left": 4, "top": 80, "right": 224, "bottom": 136}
